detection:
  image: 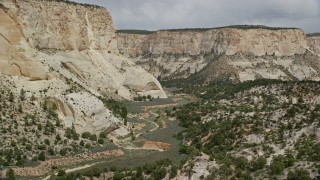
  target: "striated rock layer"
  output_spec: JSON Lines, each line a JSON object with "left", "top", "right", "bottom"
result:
{"left": 307, "top": 34, "right": 320, "bottom": 55}
{"left": 0, "top": 0, "right": 166, "bottom": 133}
{"left": 117, "top": 27, "right": 320, "bottom": 82}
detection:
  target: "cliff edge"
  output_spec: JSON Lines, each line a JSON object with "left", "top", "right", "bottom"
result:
{"left": 117, "top": 26, "right": 320, "bottom": 82}
{"left": 0, "top": 0, "right": 167, "bottom": 133}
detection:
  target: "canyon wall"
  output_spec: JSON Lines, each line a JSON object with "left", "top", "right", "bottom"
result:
{"left": 0, "top": 0, "right": 166, "bottom": 133}
{"left": 118, "top": 28, "right": 307, "bottom": 57}
{"left": 15, "top": 0, "right": 117, "bottom": 52}
{"left": 307, "top": 34, "right": 320, "bottom": 55}
{"left": 117, "top": 27, "right": 320, "bottom": 82}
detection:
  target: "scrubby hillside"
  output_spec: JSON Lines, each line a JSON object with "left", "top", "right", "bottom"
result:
{"left": 169, "top": 80, "right": 320, "bottom": 179}
{"left": 0, "top": 74, "right": 125, "bottom": 174}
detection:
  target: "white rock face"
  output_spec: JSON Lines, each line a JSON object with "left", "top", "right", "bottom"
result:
{"left": 16, "top": 0, "right": 117, "bottom": 52}
{"left": 0, "top": 0, "right": 166, "bottom": 99}
{"left": 118, "top": 28, "right": 307, "bottom": 57}
{"left": 307, "top": 35, "right": 320, "bottom": 55}
{"left": 64, "top": 92, "right": 121, "bottom": 133}
{"left": 0, "top": 4, "right": 47, "bottom": 80}
{"left": 117, "top": 28, "right": 320, "bottom": 81}
{"left": 176, "top": 153, "right": 218, "bottom": 180}
{"left": 0, "top": 0, "right": 167, "bottom": 133}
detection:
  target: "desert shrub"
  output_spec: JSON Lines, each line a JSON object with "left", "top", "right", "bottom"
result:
{"left": 82, "top": 132, "right": 91, "bottom": 139}
{"left": 287, "top": 169, "right": 311, "bottom": 180}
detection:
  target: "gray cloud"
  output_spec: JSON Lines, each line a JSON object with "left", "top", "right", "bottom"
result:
{"left": 72, "top": 0, "right": 320, "bottom": 33}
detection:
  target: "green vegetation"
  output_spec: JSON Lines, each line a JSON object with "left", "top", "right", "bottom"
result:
{"left": 99, "top": 98, "right": 128, "bottom": 119}
{"left": 269, "top": 153, "right": 295, "bottom": 175}
{"left": 133, "top": 95, "right": 153, "bottom": 102}
{"left": 6, "top": 168, "right": 16, "bottom": 180}
{"left": 0, "top": 85, "right": 119, "bottom": 170}
{"left": 38, "top": 151, "right": 46, "bottom": 161}
{"left": 160, "top": 25, "right": 299, "bottom": 32}
{"left": 2, "top": 72, "right": 320, "bottom": 179}
{"left": 162, "top": 78, "right": 285, "bottom": 100}
{"left": 287, "top": 169, "right": 312, "bottom": 180}
{"left": 0, "top": 86, "right": 65, "bottom": 167}
{"left": 45, "top": 0, "right": 103, "bottom": 9}
{"left": 163, "top": 79, "right": 320, "bottom": 179}
{"left": 56, "top": 159, "right": 176, "bottom": 180}
{"left": 52, "top": 100, "right": 187, "bottom": 179}
{"left": 125, "top": 98, "right": 174, "bottom": 113}
{"left": 306, "top": 32, "right": 320, "bottom": 37}
{"left": 295, "top": 135, "right": 320, "bottom": 161}
{"left": 117, "top": 29, "right": 156, "bottom": 35}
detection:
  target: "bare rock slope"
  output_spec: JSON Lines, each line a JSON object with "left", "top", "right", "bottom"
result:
{"left": 117, "top": 27, "right": 320, "bottom": 82}
{"left": 307, "top": 33, "right": 320, "bottom": 55}
{"left": 0, "top": 0, "right": 166, "bottom": 133}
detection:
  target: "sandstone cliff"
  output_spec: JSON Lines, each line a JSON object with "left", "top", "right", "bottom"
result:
{"left": 117, "top": 27, "right": 320, "bottom": 82}
{"left": 0, "top": 0, "right": 166, "bottom": 133}
{"left": 307, "top": 33, "right": 320, "bottom": 55}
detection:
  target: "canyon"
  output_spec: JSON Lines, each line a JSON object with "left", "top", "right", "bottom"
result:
{"left": 117, "top": 27, "right": 320, "bottom": 83}
{"left": 1, "top": 0, "right": 319, "bottom": 132}
{"left": 0, "top": 0, "right": 320, "bottom": 179}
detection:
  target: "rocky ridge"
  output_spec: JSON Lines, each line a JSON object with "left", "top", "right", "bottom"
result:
{"left": 117, "top": 27, "right": 320, "bottom": 82}
{"left": 0, "top": 0, "right": 167, "bottom": 133}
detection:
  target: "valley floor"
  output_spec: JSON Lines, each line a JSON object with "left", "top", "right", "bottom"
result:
{"left": 9, "top": 93, "right": 194, "bottom": 179}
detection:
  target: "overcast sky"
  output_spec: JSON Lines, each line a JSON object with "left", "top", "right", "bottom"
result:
{"left": 72, "top": 0, "right": 320, "bottom": 33}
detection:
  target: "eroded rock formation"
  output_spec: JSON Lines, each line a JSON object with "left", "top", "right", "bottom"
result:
{"left": 307, "top": 33, "right": 320, "bottom": 55}
{"left": 117, "top": 27, "right": 320, "bottom": 82}
{"left": 0, "top": 0, "right": 167, "bottom": 133}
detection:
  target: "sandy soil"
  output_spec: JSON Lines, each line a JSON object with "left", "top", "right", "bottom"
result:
{"left": 132, "top": 123, "right": 146, "bottom": 132}
{"left": 128, "top": 112, "right": 150, "bottom": 119}
{"left": 12, "top": 149, "right": 124, "bottom": 177}
{"left": 142, "top": 141, "right": 172, "bottom": 150}
{"left": 160, "top": 119, "right": 168, "bottom": 128}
